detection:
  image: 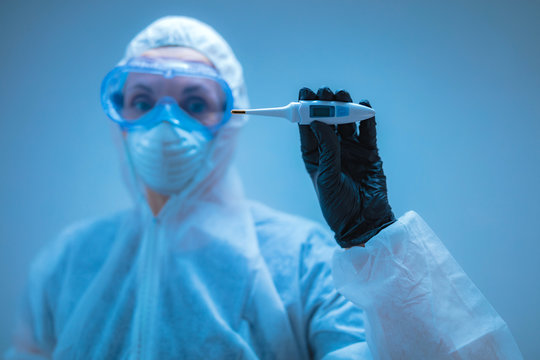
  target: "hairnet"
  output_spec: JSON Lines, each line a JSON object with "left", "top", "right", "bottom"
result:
{"left": 121, "top": 16, "right": 249, "bottom": 109}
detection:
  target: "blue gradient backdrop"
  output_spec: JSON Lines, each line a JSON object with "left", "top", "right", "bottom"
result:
{"left": 1, "top": 0, "right": 539, "bottom": 357}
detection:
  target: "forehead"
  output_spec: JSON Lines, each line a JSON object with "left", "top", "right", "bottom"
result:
{"left": 140, "top": 46, "right": 214, "bottom": 67}
{"left": 123, "top": 72, "right": 221, "bottom": 96}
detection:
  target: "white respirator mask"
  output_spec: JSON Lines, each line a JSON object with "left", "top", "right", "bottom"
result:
{"left": 125, "top": 119, "right": 213, "bottom": 196}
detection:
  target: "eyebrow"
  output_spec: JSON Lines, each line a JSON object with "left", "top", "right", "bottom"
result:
{"left": 182, "top": 84, "right": 210, "bottom": 94}
{"left": 126, "top": 83, "right": 154, "bottom": 94}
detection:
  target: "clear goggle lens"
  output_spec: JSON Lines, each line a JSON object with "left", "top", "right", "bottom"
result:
{"left": 101, "top": 57, "right": 233, "bottom": 131}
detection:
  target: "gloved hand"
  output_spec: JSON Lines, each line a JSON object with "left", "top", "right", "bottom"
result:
{"left": 298, "top": 87, "right": 396, "bottom": 248}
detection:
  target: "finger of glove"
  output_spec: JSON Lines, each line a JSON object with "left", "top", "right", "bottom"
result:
{"left": 334, "top": 90, "right": 357, "bottom": 140}
{"left": 310, "top": 121, "right": 341, "bottom": 183}
{"left": 358, "top": 118, "right": 378, "bottom": 150}
{"left": 298, "top": 87, "right": 318, "bottom": 100}
{"left": 316, "top": 88, "right": 338, "bottom": 134}
{"left": 335, "top": 89, "right": 353, "bottom": 103}
{"left": 299, "top": 124, "right": 319, "bottom": 169}
{"left": 359, "top": 99, "right": 372, "bottom": 109}
{"left": 357, "top": 99, "right": 378, "bottom": 150}
{"left": 298, "top": 87, "right": 320, "bottom": 174}
{"left": 342, "top": 142, "right": 380, "bottom": 166}
{"left": 335, "top": 90, "right": 355, "bottom": 139}
{"left": 338, "top": 123, "right": 356, "bottom": 141}
{"left": 317, "top": 87, "right": 335, "bottom": 100}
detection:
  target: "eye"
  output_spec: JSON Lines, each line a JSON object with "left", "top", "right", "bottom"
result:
{"left": 184, "top": 97, "right": 209, "bottom": 115}
{"left": 130, "top": 95, "right": 154, "bottom": 113}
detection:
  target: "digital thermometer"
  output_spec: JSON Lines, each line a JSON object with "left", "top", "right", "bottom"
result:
{"left": 231, "top": 100, "right": 375, "bottom": 125}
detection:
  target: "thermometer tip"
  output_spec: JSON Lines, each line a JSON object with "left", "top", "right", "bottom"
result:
{"left": 231, "top": 110, "right": 246, "bottom": 114}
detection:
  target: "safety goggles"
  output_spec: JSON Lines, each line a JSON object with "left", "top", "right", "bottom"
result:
{"left": 100, "top": 56, "right": 234, "bottom": 132}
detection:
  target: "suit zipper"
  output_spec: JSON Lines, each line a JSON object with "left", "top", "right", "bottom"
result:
{"left": 135, "top": 218, "right": 159, "bottom": 359}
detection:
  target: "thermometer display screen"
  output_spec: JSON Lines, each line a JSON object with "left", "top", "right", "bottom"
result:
{"left": 310, "top": 105, "right": 335, "bottom": 118}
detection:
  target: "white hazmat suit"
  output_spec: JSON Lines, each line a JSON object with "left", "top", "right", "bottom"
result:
{"left": 6, "top": 16, "right": 523, "bottom": 360}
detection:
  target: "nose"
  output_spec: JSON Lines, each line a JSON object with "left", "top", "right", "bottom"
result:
{"left": 156, "top": 98, "right": 183, "bottom": 126}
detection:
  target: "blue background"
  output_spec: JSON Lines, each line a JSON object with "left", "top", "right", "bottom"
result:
{"left": 1, "top": 0, "right": 539, "bottom": 357}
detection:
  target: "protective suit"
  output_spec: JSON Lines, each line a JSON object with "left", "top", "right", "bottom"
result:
{"left": 6, "top": 16, "right": 522, "bottom": 359}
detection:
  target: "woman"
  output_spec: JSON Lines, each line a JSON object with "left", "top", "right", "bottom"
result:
{"left": 7, "top": 16, "right": 522, "bottom": 359}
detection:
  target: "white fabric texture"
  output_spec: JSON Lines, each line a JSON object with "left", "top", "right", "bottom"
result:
{"left": 6, "top": 202, "right": 369, "bottom": 359}
{"left": 333, "top": 211, "right": 523, "bottom": 360}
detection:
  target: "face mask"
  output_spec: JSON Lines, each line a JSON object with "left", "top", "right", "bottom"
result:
{"left": 126, "top": 120, "right": 213, "bottom": 196}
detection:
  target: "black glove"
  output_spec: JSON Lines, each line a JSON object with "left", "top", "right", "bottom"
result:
{"left": 298, "top": 87, "right": 396, "bottom": 248}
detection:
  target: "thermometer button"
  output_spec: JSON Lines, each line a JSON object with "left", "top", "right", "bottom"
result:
{"left": 336, "top": 106, "right": 349, "bottom": 117}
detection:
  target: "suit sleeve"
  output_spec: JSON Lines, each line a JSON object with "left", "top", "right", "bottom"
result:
{"left": 5, "top": 263, "right": 56, "bottom": 360}
{"left": 331, "top": 211, "right": 523, "bottom": 360}
{"left": 300, "top": 229, "right": 374, "bottom": 359}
